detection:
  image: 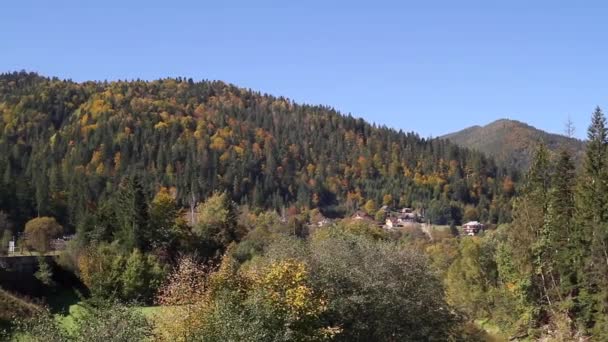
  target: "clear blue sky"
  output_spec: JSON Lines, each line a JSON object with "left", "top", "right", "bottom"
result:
{"left": 2, "top": 1, "right": 607, "bottom": 139}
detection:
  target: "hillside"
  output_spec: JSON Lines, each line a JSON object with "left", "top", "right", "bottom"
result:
{"left": 0, "top": 287, "right": 43, "bottom": 326}
{"left": 0, "top": 71, "right": 515, "bottom": 230}
{"left": 442, "top": 119, "right": 585, "bottom": 169}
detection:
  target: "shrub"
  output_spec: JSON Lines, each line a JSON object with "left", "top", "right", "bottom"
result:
{"left": 10, "top": 300, "right": 154, "bottom": 341}
{"left": 78, "top": 244, "right": 166, "bottom": 304}
{"left": 24, "top": 217, "right": 63, "bottom": 253}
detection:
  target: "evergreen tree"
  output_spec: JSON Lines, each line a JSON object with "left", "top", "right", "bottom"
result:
{"left": 542, "top": 148, "right": 577, "bottom": 309}
{"left": 576, "top": 107, "right": 608, "bottom": 335}
{"left": 114, "top": 176, "right": 150, "bottom": 251}
{"left": 499, "top": 143, "right": 553, "bottom": 331}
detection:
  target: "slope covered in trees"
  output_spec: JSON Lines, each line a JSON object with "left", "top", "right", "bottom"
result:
{"left": 442, "top": 119, "right": 584, "bottom": 170}
{"left": 0, "top": 71, "right": 515, "bottom": 231}
{"left": 4, "top": 71, "right": 608, "bottom": 340}
{"left": 432, "top": 108, "right": 608, "bottom": 340}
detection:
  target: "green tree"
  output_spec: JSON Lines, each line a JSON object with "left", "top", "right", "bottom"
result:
{"left": 544, "top": 149, "right": 577, "bottom": 307}
{"left": 114, "top": 177, "right": 149, "bottom": 251}
{"left": 34, "top": 256, "right": 55, "bottom": 287}
{"left": 427, "top": 199, "right": 452, "bottom": 225}
{"left": 78, "top": 243, "right": 125, "bottom": 301}
{"left": 121, "top": 249, "right": 166, "bottom": 304}
{"left": 148, "top": 187, "right": 180, "bottom": 252}
{"left": 497, "top": 143, "right": 552, "bottom": 332}
{"left": 194, "top": 192, "right": 242, "bottom": 256}
{"left": 576, "top": 107, "right": 608, "bottom": 336}
{"left": 78, "top": 244, "right": 164, "bottom": 304}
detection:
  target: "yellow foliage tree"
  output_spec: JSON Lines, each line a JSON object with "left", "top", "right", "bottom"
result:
{"left": 363, "top": 199, "right": 377, "bottom": 216}
{"left": 382, "top": 194, "right": 393, "bottom": 207}
{"left": 24, "top": 217, "right": 63, "bottom": 252}
{"left": 154, "top": 255, "right": 211, "bottom": 342}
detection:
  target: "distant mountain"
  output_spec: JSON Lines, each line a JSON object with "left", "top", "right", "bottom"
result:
{"left": 441, "top": 119, "right": 585, "bottom": 170}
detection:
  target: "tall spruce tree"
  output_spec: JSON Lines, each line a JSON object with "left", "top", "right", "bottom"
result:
{"left": 499, "top": 143, "right": 553, "bottom": 331}
{"left": 543, "top": 148, "right": 577, "bottom": 307}
{"left": 114, "top": 176, "right": 150, "bottom": 251}
{"left": 576, "top": 107, "right": 608, "bottom": 336}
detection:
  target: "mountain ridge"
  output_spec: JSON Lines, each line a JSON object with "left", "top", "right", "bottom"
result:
{"left": 441, "top": 118, "right": 585, "bottom": 169}
{"left": 0, "top": 71, "right": 515, "bottom": 228}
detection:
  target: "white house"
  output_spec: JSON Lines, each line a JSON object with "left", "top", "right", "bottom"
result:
{"left": 462, "top": 221, "right": 484, "bottom": 236}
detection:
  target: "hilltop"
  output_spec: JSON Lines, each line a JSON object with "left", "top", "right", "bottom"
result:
{"left": 442, "top": 119, "right": 585, "bottom": 169}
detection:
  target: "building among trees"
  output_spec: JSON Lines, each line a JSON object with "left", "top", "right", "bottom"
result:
{"left": 462, "top": 221, "right": 484, "bottom": 236}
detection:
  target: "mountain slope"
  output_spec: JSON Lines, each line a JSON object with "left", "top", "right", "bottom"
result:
{"left": 442, "top": 119, "right": 584, "bottom": 169}
{"left": 0, "top": 72, "right": 515, "bottom": 228}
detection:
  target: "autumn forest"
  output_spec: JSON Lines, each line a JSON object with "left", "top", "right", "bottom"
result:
{"left": 1, "top": 71, "right": 607, "bottom": 341}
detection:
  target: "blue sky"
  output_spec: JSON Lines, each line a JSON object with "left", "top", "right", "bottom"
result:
{"left": 2, "top": 1, "right": 607, "bottom": 139}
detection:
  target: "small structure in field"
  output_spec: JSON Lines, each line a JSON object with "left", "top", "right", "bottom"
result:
{"left": 462, "top": 221, "right": 484, "bottom": 236}
{"left": 351, "top": 210, "right": 374, "bottom": 221}
{"left": 385, "top": 217, "right": 400, "bottom": 229}
{"left": 49, "top": 235, "right": 75, "bottom": 251}
{"left": 382, "top": 207, "right": 423, "bottom": 230}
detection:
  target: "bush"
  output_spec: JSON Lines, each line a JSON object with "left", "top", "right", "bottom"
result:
{"left": 78, "top": 244, "right": 166, "bottom": 304}
{"left": 258, "top": 229, "right": 459, "bottom": 341}
{"left": 10, "top": 300, "right": 154, "bottom": 341}
{"left": 24, "top": 217, "right": 63, "bottom": 253}
{"left": 308, "top": 231, "right": 458, "bottom": 341}
{"left": 156, "top": 255, "right": 335, "bottom": 342}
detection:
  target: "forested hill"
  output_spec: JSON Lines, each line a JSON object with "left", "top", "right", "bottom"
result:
{"left": 0, "top": 71, "right": 515, "bottom": 229}
{"left": 442, "top": 119, "right": 585, "bottom": 170}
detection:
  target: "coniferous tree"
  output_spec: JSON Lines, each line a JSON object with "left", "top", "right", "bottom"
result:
{"left": 498, "top": 143, "right": 553, "bottom": 330}
{"left": 576, "top": 107, "right": 608, "bottom": 335}
{"left": 542, "top": 148, "right": 577, "bottom": 309}
{"left": 114, "top": 176, "right": 150, "bottom": 251}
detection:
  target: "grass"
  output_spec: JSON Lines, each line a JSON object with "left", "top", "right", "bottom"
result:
{"left": 55, "top": 302, "right": 85, "bottom": 332}
{"left": 53, "top": 300, "right": 170, "bottom": 332}
{"left": 136, "top": 305, "right": 166, "bottom": 317}
{"left": 41, "top": 287, "right": 83, "bottom": 332}
{"left": 2, "top": 284, "right": 170, "bottom": 340}
{"left": 429, "top": 224, "right": 451, "bottom": 231}
{"left": 474, "top": 319, "right": 508, "bottom": 342}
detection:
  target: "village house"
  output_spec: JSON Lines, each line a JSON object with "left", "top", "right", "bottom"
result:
{"left": 399, "top": 209, "right": 418, "bottom": 223}
{"left": 317, "top": 217, "right": 332, "bottom": 227}
{"left": 462, "top": 221, "right": 484, "bottom": 236}
{"left": 351, "top": 210, "right": 374, "bottom": 221}
{"left": 395, "top": 208, "right": 421, "bottom": 224}
{"left": 383, "top": 208, "right": 423, "bottom": 229}
{"left": 385, "top": 217, "right": 401, "bottom": 229}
